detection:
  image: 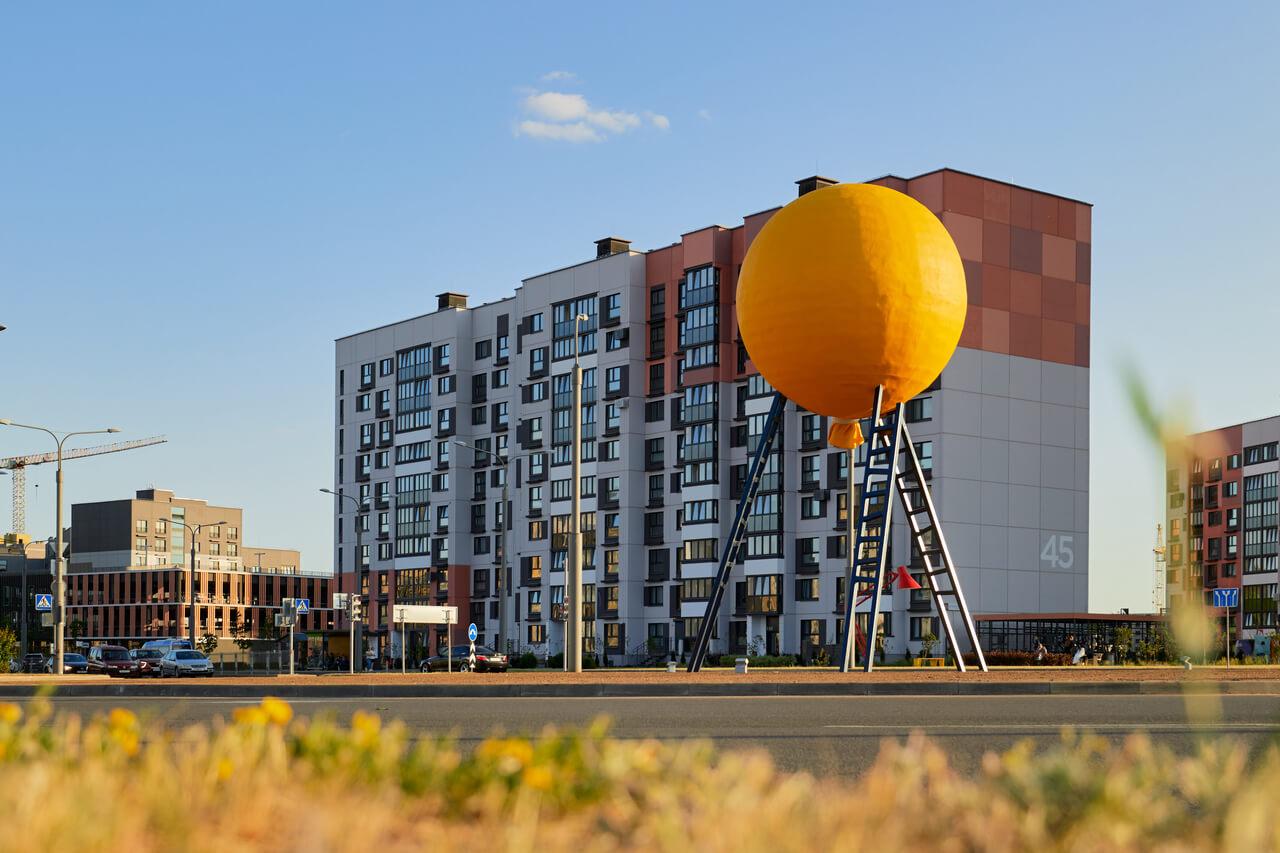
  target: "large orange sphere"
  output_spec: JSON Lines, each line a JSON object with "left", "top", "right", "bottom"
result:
{"left": 737, "top": 182, "right": 966, "bottom": 424}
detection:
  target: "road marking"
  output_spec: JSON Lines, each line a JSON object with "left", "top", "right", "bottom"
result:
{"left": 822, "top": 722, "right": 1280, "bottom": 731}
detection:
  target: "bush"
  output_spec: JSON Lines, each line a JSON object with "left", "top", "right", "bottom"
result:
{"left": 706, "top": 654, "right": 798, "bottom": 668}
{"left": 509, "top": 652, "right": 538, "bottom": 669}
{"left": 0, "top": 698, "right": 1278, "bottom": 849}
{"left": 965, "top": 650, "right": 1072, "bottom": 667}
{"left": 544, "top": 652, "right": 563, "bottom": 669}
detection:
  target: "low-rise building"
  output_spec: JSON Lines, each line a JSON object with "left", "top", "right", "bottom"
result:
{"left": 0, "top": 533, "right": 53, "bottom": 655}
{"left": 65, "top": 488, "right": 333, "bottom": 652}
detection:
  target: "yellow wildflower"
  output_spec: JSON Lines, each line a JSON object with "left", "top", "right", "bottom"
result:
{"left": 352, "top": 710, "right": 381, "bottom": 738}
{"left": 233, "top": 706, "right": 268, "bottom": 726}
{"left": 108, "top": 708, "right": 138, "bottom": 730}
{"left": 522, "top": 765, "right": 553, "bottom": 790}
{"left": 260, "top": 697, "right": 293, "bottom": 726}
{"left": 216, "top": 758, "right": 234, "bottom": 781}
{"left": 0, "top": 703, "right": 21, "bottom": 725}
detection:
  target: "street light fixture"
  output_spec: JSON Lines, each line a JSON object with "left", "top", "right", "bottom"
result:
{"left": 0, "top": 420, "right": 122, "bottom": 675}
{"left": 321, "top": 487, "right": 366, "bottom": 674}
{"left": 169, "top": 518, "right": 228, "bottom": 650}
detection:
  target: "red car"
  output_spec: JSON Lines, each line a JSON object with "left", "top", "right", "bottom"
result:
{"left": 87, "top": 645, "right": 143, "bottom": 677}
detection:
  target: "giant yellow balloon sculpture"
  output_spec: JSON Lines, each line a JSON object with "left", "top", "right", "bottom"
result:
{"left": 736, "top": 182, "right": 966, "bottom": 447}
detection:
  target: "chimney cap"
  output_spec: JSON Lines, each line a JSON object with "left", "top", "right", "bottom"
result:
{"left": 436, "top": 292, "right": 468, "bottom": 311}
{"left": 594, "top": 237, "right": 631, "bottom": 258}
{"left": 795, "top": 175, "right": 839, "bottom": 197}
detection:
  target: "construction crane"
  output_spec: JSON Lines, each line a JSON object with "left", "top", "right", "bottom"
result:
{"left": 0, "top": 436, "right": 167, "bottom": 534}
{"left": 1153, "top": 524, "right": 1167, "bottom": 614}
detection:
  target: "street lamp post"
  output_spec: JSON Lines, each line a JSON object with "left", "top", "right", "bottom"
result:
{"left": 453, "top": 440, "right": 519, "bottom": 657}
{"left": 567, "top": 312, "right": 588, "bottom": 673}
{"left": 170, "top": 519, "right": 228, "bottom": 650}
{"left": 0, "top": 420, "right": 120, "bottom": 675}
{"left": 320, "top": 488, "right": 364, "bottom": 675}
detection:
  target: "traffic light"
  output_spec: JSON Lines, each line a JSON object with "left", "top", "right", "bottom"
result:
{"left": 349, "top": 594, "right": 362, "bottom": 622}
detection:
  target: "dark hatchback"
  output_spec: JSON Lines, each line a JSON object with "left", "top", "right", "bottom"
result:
{"left": 88, "top": 645, "right": 142, "bottom": 678}
{"left": 45, "top": 653, "right": 89, "bottom": 674}
{"left": 420, "top": 645, "right": 508, "bottom": 673}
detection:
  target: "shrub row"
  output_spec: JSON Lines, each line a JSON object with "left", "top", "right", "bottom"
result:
{"left": 0, "top": 698, "right": 1276, "bottom": 850}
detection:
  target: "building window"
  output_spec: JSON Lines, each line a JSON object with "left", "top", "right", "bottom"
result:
{"left": 603, "top": 293, "right": 621, "bottom": 323}
{"left": 528, "top": 624, "right": 546, "bottom": 644}
{"left": 643, "top": 585, "right": 663, "bottom": 607}
{"left": 795, "top": 577, "right": 820, "bottom": 601}
{"left": 475, "top": 339, "right": 493, "bottom": 360}
{"left": 905, "top": 396, "right": 933, "bottom": 422}
{"left": 910, "top": 616, "right": 939, "bottom": 641}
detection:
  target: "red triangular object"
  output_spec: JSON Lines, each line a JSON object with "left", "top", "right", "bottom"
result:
{"left": 893, "top": 566, "right": 922, "bottom": 590}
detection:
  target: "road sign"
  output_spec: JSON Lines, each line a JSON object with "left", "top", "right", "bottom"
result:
{"left": 295, "top": 598, "right": 310, "bottom": 615}
{"left": 1212, "top": 588, "right": 1239, "bottom": 609}
{"left": 332, "top": 592, "right": 350, "bottom": 610}
{"left": 392, "top": 604, "right": 458, "bottom": 625}
{"left": 468, "top": 623, "right": 478, "bottom": 643}
{"left": 35, "top": 593, "right": 52, "bottom": 612}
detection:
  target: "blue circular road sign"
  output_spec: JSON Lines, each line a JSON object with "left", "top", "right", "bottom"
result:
{"left": 467, "top": 623, "right": 478, "bottom": 642}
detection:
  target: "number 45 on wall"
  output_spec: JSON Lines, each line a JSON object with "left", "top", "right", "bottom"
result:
{"left": 1041, "top": 534, "right": 1075, "bottom": 569}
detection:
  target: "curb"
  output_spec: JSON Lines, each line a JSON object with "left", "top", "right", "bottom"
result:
{"left": 2, "top": 680, "right": 1277, "bottom": 700}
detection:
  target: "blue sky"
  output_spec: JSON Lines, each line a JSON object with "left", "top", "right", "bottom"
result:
{"left": 2, "top": 3, "right": 1277, "bottom": 612}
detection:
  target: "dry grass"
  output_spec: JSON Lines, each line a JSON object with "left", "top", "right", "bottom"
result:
{"left": 1, "top": 697, "right": 1278, "bottom": 851}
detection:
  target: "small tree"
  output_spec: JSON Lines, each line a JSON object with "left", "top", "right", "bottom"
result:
{"left": 230, "top": 620, "right": 254, "bottom": 653}
{"left": 197, "top": 633, "right": 219, "bottom": 656}
{"left": 67, "top": 619, "right": 87, "bottom": 640}
{"left": 0, "top": 627, "right": 19, "bottom": 669}
{"left": 920, "top": 631, "right": 938, "bottom": 659}
{"left": 1113, "top": 626, "right": 1133, "bottom": 664}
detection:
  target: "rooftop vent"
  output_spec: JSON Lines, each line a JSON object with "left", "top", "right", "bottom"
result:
{"left": 795, "top": 175, "right": 839, "bottom": 197}
{"left": 595, "top": 237, "right": 631, "bottom": 258}
{"left": 436, "top": 292, "right": 468, "bottom": 311}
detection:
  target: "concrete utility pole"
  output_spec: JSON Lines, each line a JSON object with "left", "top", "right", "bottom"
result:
{"left": 566, "top": 312, "right": 588, "bottom": 673}
{"left": 0, "top": 421, "right": 120, "bottom": 675}
{"left": 321, "top": 488, "right": 365, "bottom": 671}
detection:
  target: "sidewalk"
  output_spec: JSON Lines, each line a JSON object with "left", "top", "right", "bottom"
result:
{"left": 2, "top": 665, "right": 1276, "bottom": 699}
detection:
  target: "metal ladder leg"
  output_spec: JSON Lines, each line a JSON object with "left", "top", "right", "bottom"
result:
{"left": 687, "top": 392, "right": 787, "bottom": 673}
{"left": 837, "top": 387, "right": 902, "bottom": 673}
{"left": 895, "top": 425, "right": 988, "bottom": 672}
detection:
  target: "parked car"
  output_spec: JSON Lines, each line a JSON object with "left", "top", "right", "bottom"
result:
{"left": 159, "top": 649, "right": 214, "bottom": 677}
{"left": 87, "top": 645, "right": 143, "bottom": 677}
{"left": 20, "top": 653, "right": 47, "bottom": 673}
{"left": 142, "top": 638, "right": 193, "bottom": 653}
{"left": 419, "top": 645, "right": 508, "bottom": 673}
{"left": 130, "top": 647, "right": 165, "bottom": 677}
{"left": 45, "top": 653, "right": 89, "bottom": 674}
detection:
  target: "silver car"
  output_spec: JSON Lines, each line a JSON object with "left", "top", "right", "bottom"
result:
{"left": 159, "top": 649, "right": 214, "bottom": 677}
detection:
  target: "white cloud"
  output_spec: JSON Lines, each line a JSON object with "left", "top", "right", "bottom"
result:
{"left": 516, "top": 120, "right": 603, "bottom": 143}
{"left": 516, "top": 84, "right": 668, "bottom": 143}
{"left": 697, "top": 108, "right": 712, "bottom": 121}
{"left": 524, "top": 91, "right": 589, "bottom": 122}
{"left": 541, "top": 70, "right": 576, "bottom": 82}
{"left": 587, "top": 109, "right": 641, "bottom": 133}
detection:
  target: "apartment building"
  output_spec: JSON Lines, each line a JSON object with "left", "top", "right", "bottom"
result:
{"left": 333, "top": 169, "right": 1091, "bottom": 662}
{"left": 1166, "top": 417, "right": 1279, "bottom": 636}
{"left": 66, "top": 488, "right": 330, "bottom": 644}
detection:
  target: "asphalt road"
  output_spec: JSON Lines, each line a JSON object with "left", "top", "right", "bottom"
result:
{"left": 19, "top": 692, "right": 1280, "bottom": 776}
